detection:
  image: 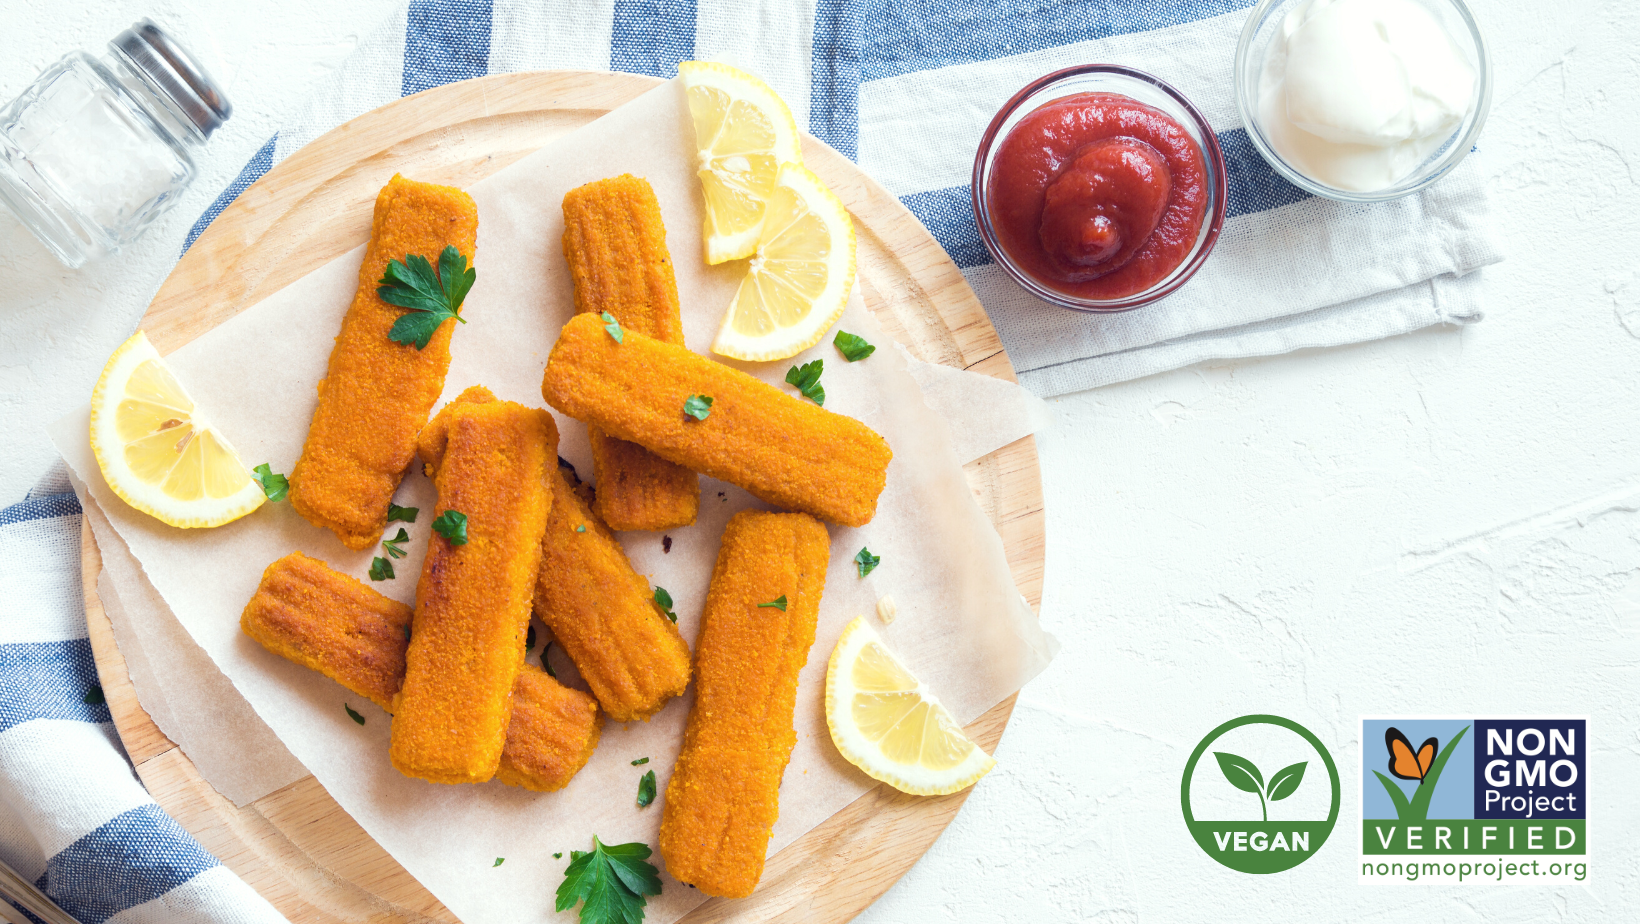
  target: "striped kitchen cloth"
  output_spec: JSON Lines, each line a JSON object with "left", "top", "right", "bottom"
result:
{"left": 187, "top": 0, "right": 1500, "bottom": 396}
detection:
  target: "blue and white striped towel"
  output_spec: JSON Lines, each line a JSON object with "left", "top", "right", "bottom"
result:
{"left": 4, "top": 2, "right": 1499, "bottom": 921}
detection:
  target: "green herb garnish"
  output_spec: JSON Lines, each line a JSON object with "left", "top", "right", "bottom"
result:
{"left": 556, "top": 838, "right": 661, "bottom": 924}
{"left": 378, "top": 246, "right": 474, "bottom": 350}
{"left": 554, "top": 852, "right": 563, "bottom": 859}
{"left": 785, "top": 359, "right": 825, "bottom": 406}
{"left": 253, "top": 464, "right": 289, "bottom": 502}
{"left": 631, "top": 757, "right": 649, "bottom": 766}
{"left": 381, "top": 527, "right": 411, "bottom": 559}
{"left": 636, "top": 770, "right": 656, "bottom": 808}
{"left": 576, "top": 524, "right": 586, "bottom": 533}
{"left": 83, "top": 685, "right": 105, "bottom": 705}
{"left": 369, "top": 557, "right": 395, "bottom": 581}
{"left": 402, "top": 624, "right": 411, "bottom": 642}
{"left": 834, "top": 330, "right": 875, "bottom": 362}
{"left": 854, "top": 547, "right": 880, "bottom": 577}
{"left": 653, "top": 587, "right": 678, "bottom": 623}
{"left": 345, "top": 703, "right": 365, "bottom": 725}
{"left": 494, "top": 857, "right": 505, "bottom": 867}
{"left": 433, "top": 510, "right": 468, "bottom": 545}
{"left": 683, "top": 394, "right": 713, "bottom": 421}
{"left": 601, "top": 311, "right": 624, "bottom": 343}
{"left": 387, "top": 503, "right": 419, "bottom": 523}
{"left": 542, "top": 642, "right": 557, "bottom": 678}
{"left": 526, "top": 624, "right": 536, "bottom": 652}
{"left": 757, "top": 595, "right": 788, "bottom": 611}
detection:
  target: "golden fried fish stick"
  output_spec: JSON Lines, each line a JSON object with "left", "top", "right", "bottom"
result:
{"left": 562, "top": 175, "right": 699, "bottom": 532}
{"left": 390, "top": 399, "right": 555, "bottom": 785}
{"left": 541, "top": 313, "right": 892, "bottom": 527}
{"left": 290, "top": 174, "right": 478, "bottom": 550}
{"left": 659, "top": 511, "right": 830, "bottom": 898}
{"left": 533, "top": 465, "right": 691, "bottom": 722}
{"left": 241, "top": 552, "right": 601, "bottom": 792}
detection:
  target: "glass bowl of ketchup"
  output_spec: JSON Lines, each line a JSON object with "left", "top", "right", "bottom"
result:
{"left": 972, "top": 64, "right": 1227, "bottom": 313}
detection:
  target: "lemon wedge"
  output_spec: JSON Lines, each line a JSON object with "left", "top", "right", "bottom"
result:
{"left": 711, "top": 162, "right": 857, "bottom": 361}
{"left": 89, "top": 331, "right": 264, "bottom": 528}
{"left": 825, "top": 615, "right": 996, "bottom": 796}
{"left": 679, "top": 60, "right": 803, "bottom": 265}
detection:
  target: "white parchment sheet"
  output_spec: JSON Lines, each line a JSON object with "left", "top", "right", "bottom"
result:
{"left": 52, "top": 80, "right": 1057, "bottom": 924}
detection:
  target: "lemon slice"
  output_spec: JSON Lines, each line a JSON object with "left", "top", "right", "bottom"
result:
{"left": 89, "top": 331, "right": 264, "bottom": 528}
{"left": 711, "top": 163, "right": 857, "bottom": 361}
{"left": 825, "top": 615, "right": 996, "bottom": 795}
{"left": 679, "top": 60, "right": 803, "bottom": 265}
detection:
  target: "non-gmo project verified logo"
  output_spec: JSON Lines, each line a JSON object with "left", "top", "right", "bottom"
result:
{"left": 1360, "top": 716, "right": 1588, "bottom": 884}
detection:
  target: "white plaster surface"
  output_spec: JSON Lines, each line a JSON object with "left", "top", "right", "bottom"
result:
{"left": 1, "top": 1, "right": 1637, "bottom": 922}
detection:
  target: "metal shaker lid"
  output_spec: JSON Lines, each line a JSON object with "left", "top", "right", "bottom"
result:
{"left": 109, "top": 19, "right": 232, "bottom": 138}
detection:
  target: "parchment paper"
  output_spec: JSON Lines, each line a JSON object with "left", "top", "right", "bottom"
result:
{"left": 51, "top": 80, "right": 1056, "bottom": 924}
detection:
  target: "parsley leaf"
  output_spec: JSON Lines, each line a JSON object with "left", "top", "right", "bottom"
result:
{"left": 554, "top": 852, "right": 563, "bottom": 859}
{"left": 542, "top": 642, "right": 557, "bottom": 678}
{"left": 785, "top": 359, "right": 825, "bottom": 406}
{"left": 526, "top": 624, "right": 536, "bottom": 652}
{"left": 602, "top": 312, "right": 624, "bottom": 343}
{"left": 494, "top": 857, "right": 505, "bottom": 867}
{"left": 653, "top": 587, "right": 678, "bottom": 623}
{"left": 387, "top": 503, "right": 419, "bottom": 523}
{"left": 556, "top": 837, "right": 662, "bottom": 924}
{"left": 631, "top": 757, "right": 649, "bottom": 766}
{"left": 381, "top": 528, "right": 411, "bottom": 559}
{"left": 576, "top": 524, "right": 586, "bottom": 533}
{"left": 683, "top": 394, "right": 713, "bottom": 421}
{"left": 345, "top": 703, "right": 365, "bottom": 725}
{"left": 253, "top": 464, "right": 289, "bottom": 502}
{"left": 636, "top": 770, "right": 656, "bottom": 808}
{"left": 757, "top": 595, "right": 788, "bottom": 611}
{"left": 834, "top": 330, "right": 876, "bottom": 362}
{"left": 854, "top": 547, "right": 881, "bottom": 577}
{"left": 433, "top": 510, "right": 468, "bottom": 545}
{"left": 369, "top": 557, "right": 395, "bottom": 581}
{"left": 378, "top": 246, "right": 474, "bottom": 350}
{"left": 83, "top": 685, "right": 105, "bottom": 705}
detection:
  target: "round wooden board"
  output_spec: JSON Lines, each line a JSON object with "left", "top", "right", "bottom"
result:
{"left": 82, "top": 70, "right": 1043, "bottom": 924}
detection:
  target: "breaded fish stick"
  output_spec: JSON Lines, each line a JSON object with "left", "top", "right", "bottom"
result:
{"left": 541, "top": 314, "right": 892, "bottom": 527}
{"left": 659, "top": 511, "right": 830, "bottom": 898}
{"left": 562, "top": 175, "right": 699, "bottom": 532}
{"left": 389, "top": 398, "right": 555, "bottom": 785}
{"left": 241, "top": 552, "right": 601, "bottom": 792}
{"left": 534, "top": 464, "right": 691, "bottom": 722}
{"left": 290, "top": 174, "right": 478, "bottom": 550}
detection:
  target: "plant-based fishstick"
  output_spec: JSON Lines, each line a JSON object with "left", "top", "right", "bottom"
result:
{"left": 290, "top": 174, "right": 478, "bottom": 550}
{"left": 541, "top": 314, "right": 892, "bottom": 527}
{"left": 389, "top": 398, "right": 555, "bottom": 785}
{"left": 533, "top": 465, "right": 691, "bottom": 722}
{"left": 562, "top": 175, "right": 700, "bottom": 532}
{"left": 241, "top": 552, "right": 601, "bottom": 792}
{"left": 659, "top": 511, "right": 829, "bottom": 898}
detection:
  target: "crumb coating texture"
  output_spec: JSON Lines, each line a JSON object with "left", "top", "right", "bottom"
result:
{"left": 534, "top": 466, "right": 691, "bottom": 722}
{"left": 290, "top": 174, "right": 478, "bottom": 550}
{"left": 389, "top": 399, "right": 556, "bottom": 785}
{"left": 659, "top": 511, "right": 830, "bottom": 898}
{"left": 562, "top": 174, "right": 699, "bottom": 531}
{"left": 541, "top": 314, "right": 891, "bottom": 527}
{"left": 495, "top": 664, "right": 604, "bottom": 792}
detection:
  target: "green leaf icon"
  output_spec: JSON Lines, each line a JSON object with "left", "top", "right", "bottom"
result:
{"left": 1213, "top": 751, "right": 1264, "bottom": 794}
{"left": 1267, "top": 761, "right": 1307, "bottom": 801}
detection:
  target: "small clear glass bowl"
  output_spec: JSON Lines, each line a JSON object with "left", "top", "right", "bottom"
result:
{"left": 1233, "top": 0, "right": 1492, "bottom": 202}
{"left": 971, "top": 64, "right": 1227, "bottom": 314}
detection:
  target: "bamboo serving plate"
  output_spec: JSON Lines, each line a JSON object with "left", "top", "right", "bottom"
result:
{"left": 81, "top": 70, "right": 1044, "bottom": 924}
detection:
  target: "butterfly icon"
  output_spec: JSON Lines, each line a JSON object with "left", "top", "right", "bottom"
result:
{"left": 1385, "top": 727, "right": 1439, "bottom": 784}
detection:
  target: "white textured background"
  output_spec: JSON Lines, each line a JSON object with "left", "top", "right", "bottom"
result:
{"left": 2, "top": 1, "right": 1637, "bottom": 921}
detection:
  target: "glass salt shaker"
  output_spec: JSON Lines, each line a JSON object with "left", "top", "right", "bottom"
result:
{"left": 0, "top": 19, "right": 231, "bottom": 268}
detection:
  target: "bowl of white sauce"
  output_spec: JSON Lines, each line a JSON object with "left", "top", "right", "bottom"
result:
{"left": 1234, "top": 0, "right": 1491, "bottom": 201}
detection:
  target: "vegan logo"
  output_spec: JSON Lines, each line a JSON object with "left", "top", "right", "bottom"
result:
{"left": 1360, "top": 716, "right": 1589, "bottom": 884}
{"left": 1181, "top": 715, "right": 1341, "bottom": 873}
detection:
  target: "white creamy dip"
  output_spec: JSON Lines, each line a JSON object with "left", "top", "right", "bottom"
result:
{"left": 1257, "top": 0, "right": 1476, "bottom": 192}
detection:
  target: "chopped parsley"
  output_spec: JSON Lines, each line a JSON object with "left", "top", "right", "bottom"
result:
{"left": 636, "top": 770, "right": 656, "bottom": 808}
{"left": 526, "top": 624, "right": 537, "bottom": 652}
{"left": 631, "top": 757, "right": 649, "bottom": 766}
{"left": 433, "top": 510, "right": 468, "bottom": 545}
{"left": 554, "top": 852, "right": 563, "bottom": 859}
{"left": 493, "top": 857, "right": 505, "bottom": 867}
{"left": 601, "top": 311, "right": 624, "bottom": 343}
{"left": 387, "top": 503, "right": 419, "bottom": 523}
{"left": 378, "top": 246, "right": 475, "bottom": 350}
{"left": 83, "top": 685, "right": 105, "bottom": 705}
{"left": 834, "top": 330, "right": 876, "bottom": 362}
{"left": 854, "top": 547, "right": 881, "bottom": 577}
{"left": 556, "top": 838, "right": 661, "bottom": 924}
{"left": 345, "top": 703, "right": 365, "bottom": 725}
{"left": 381, "top": 527, "right": 411, "bottom": 559}
{"left": 576, "top": 524, "right": 586, "bottom": 533}
{"left": 785, "top": 359, "right": 825, "bottom": 406}
{"left": 402, "top": 624, "right": 411, "bottom": 642}
{"left": 542, "top": 642, "right": 557, "bottom": 678}
{"left": 653, "top": 587, "right": 678, "bottom": 623}
{"left": 253, "top": 464, "right": 289, "bottom": 502}
{"left": 757, "top": 595, "right": 788, "bottom": 611}
{"left": 369, "top": 557, "right": 395, "bottom": 581}
{"left": 683, "top": 394, "right": 713, "bottom": 420}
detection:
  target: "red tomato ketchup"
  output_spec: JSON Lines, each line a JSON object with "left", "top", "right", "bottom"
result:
{"left": 987, "top": 92, "right": 1209, "bottom": 300}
